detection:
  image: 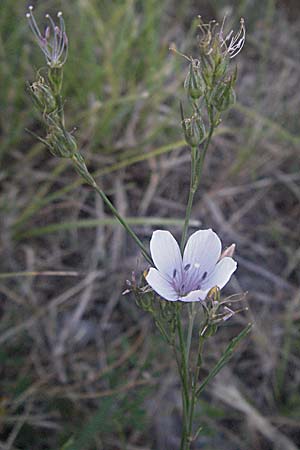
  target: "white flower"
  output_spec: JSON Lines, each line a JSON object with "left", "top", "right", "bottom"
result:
{"left": 145, "top": 229, "right": 237, "bottom": 302}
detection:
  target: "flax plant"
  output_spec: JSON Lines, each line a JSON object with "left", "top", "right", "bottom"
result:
{"left": 26, "top": 8, "right": 250, "bottom": 449}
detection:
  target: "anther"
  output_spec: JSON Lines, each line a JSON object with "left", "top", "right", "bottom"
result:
{"left": 184, "top": 264, "right": 191, "bottom": 271}
{"left": 201, "top": 271, "right": 207, "bottom": 280}
{"left": 173, "top": 269, "right": 177, "bottom": 278}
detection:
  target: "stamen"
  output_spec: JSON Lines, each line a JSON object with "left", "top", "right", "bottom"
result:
{"left": 45, "top": 26, "right": 51, "bottom": 40}
{"left": 58, "top": 14, "right": 67, "bottom": 63}
{"left": 201, "top": 271, "right": 207, "bottom": 280}
{"left": 27, "top": 7, "right": 43, "bottom": 40}
{"left": 184, "top": 264, "right": 191, "bottom": 271}
{"left": 27, "top": 6, "right": 68, "bottom": 67}
{"left": 173, "top": 269, "right": 177, "bottom": 278}
{"left": 228, "top": 18, "right": 245, "bottom": 58}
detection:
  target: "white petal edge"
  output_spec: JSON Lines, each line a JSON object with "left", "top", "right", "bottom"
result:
{"left": 146, "top": 267, "right": 178, "bottom": 301}
{"left": 150, "top": 230, "right": 182, "bottom": 279}
{"left": 182, "top": 229, "right": 222, "bottom": 292}
{"left": 183, "top": 229, "right": 222, "bottom": 273}
{"left": 178, "top": 289, "right": 207, "bottom": 302}
{"left": 202, "top": 257, "right": 237, "bottom": 291}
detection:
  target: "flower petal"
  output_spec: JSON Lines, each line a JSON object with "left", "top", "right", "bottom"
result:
{"left": 150, "top": 230, "right": 183, "bottom": 280}
{"left": 202, "top": 257, "right": 237, "bottom": 291}
{"left": 178, "top": 289, "right": 207, "bottom": 302}
{"left": 146, "top": 268, "right": 178, "bottom": 301}
{"left": 182, "top": 229, "right": 222, "bottom": 291}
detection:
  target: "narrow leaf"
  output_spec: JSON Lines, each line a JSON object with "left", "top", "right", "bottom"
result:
{"left": 196, "top": 323, "right": 252, "bottom": 397}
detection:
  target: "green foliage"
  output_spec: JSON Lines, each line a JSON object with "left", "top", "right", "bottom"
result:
{"left": 61, "top": 394, "right": 146, "bottom": 450}
{"left": 1, "top": 0, "right": 300, "bottom": 449}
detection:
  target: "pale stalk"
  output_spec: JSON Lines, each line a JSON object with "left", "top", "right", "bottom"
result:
{"left": 176, "top": 305, "right": 190, "bottom": 449}
{"left": 47, "top": 66, "right": 152, "bottom": 265}
{"left": 186, "top": 303, "right": 196, "bottom": 362}
{"left": 180, "top": 117, "right": 215, "bottom": 252}
{"left": 70, "top": 155, "right": 152, "bottom": 264}
{"left": 178, "top": 106, "right": 215, "bottom": 449}
{"left": 187, "top": 334, "right": 205, "bottom": 441}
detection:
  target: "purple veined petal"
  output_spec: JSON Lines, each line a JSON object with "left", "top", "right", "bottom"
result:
{"left": 201, "top": 256, "right": 237, "bottom": 291}
{"left": 182, "top": 229, "right": 222, "bottom": 291}
{"left": 146, "top": 268, "right": 178, "bottom": 301}
{"left": 150, "top": 230, "right": 183, "bottom": 280}
{"left": 178, "top": 289, "right": 207, "bottom": 302}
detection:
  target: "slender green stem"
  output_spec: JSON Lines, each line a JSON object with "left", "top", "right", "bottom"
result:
{"left": 180, "top": 117, "right": 215, "bottom": 252}
{"left": 196, "top": 324, "right": 252, "bottom": 397}
{"left": 67, "top": 153, "right": 152, "bottom": 263}
{"left": 187, "top": 335, "right": 205, "bottom": 440}
{"left": 178, "top": 106, "right": 216, "bottom": 448}
{"left": 41, "top": 67, "right": 152, "bottom": 265}
{"left": 92, "top": 182, "right": 152, "bottom": 264}
{"left": 176, "top": 305, "right": 190, "bottom": 449}
{"left": 180, "top": 146, "right": 197, "bottom": 252}
{"left": 186, "top": 303, "right": 196, "bottom": 363}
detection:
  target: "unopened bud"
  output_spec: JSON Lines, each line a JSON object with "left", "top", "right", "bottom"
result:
{"left": 219, "top": 243, "right": 236, "bottom": 260}
{"left": 213, "top": 53, "right": 229, "bottom": 80}
{"left": 184, "top": 59, "right": 206, "bottom": 99}
{"left": 46, "top": 126, "right": 77, "bottom": 158}
{"left": 29, "top": 77, "right": 57, "bottom": 114}
{"left": 183, "top": 115, "right": 206, "bottom": 147}
{"left": 181, "top": 110, "right": 206, "bottom": 147}
{"left": 211, "top": 82, "right": 236, "bottom": 111}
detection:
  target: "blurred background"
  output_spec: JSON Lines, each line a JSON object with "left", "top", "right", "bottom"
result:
{"left": 1, "top": 0, "right": 300, "bottom": 449}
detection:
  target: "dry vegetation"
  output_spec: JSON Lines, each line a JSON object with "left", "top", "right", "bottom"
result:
{"left": 0, "top": 0, "right": 300, "bottom": 449}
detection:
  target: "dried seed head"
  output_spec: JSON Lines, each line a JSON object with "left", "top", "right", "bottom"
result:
{"left": 198, "top": 15, "right": 245, "bottom": 60}
{"left": 220, "top": 17, "right": 246, "bottom": 59}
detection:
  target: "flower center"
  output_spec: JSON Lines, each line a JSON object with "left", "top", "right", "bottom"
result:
{"left": 172, "top": 262, "right": 208, "bottom": 297}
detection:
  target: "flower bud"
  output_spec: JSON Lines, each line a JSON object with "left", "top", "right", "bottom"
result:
{"left": 211, "top": 82, "right": 236, "bottom": 112}
{"left": 46, "top": 126, "right": 77, "bottom": 158}
{"left": 184, "top": 59, "right": 206, "bottom": 99}
{"left": 213, "top": 53, "right": 229, "bottom": 80}
{"left": 29, "top": 77, "right": 57, "bottom": 114}
{"left": 219, "top": 243, "right": 236, "bottom": 260}
{"left": 182, "top": 114, "right": 206, "bottom": 147}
